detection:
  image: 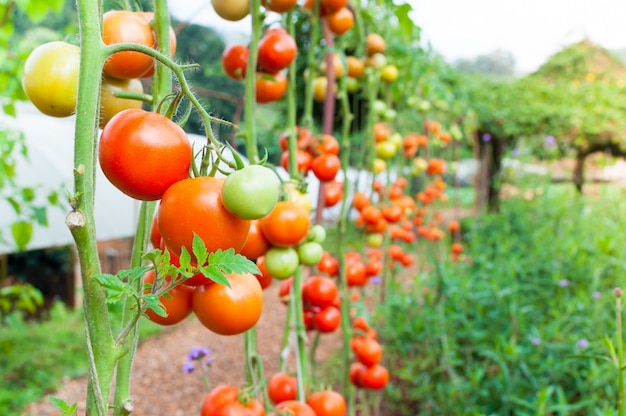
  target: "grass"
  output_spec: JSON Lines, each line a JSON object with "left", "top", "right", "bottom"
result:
{"left": 0, "top": 301, "right": 162, "bottom": 415}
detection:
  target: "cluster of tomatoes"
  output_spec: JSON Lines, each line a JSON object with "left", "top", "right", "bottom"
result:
{"left": 201, "top": 381, "right": 346, "bottom": 416}
{"left": 348, "top": 317, "right": 389, "bottom": 390}
{"left": 278, "top": 127, "right": 341, "bottom": 181}
{"left": 222, "top": 27, "right": 297, "bottom": 103}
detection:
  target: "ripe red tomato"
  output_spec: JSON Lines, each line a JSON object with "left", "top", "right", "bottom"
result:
{"left": 313, "top": 306, "right": 341, "bottom": 333}
{"left": 349, "top": 362, "right": 365, "bottom": 387}
{"left": 149, "top": 215, "right": 161, "bottom": 249}
{"left": 222, "top": 44, "right": 249, "bottom": 80}
{"left": 240, "top": 220, "right": 270, "bottom": 260}
{"left": 256, "top": 72, "right": 288, "bottom": 103}
{"left": 311, "top": 154, "right": 341, "bottom": 182}
{"left": 157, "top": 176, "right": 251, "bottom": 262}
{"left": 281, "top": 149, "right": 313, "bottom": 177}
{"left": 268, "top": 372, "right": 298, "bottom": 404}
{"left": 317, "top": 251, "right": 339, "bottom": 277}
{"left": 257, "top": 28, "right": 297, "bottom": 73}
{"left": 326, "top": 7, "right": 354, "bottom": 36}
{"left": 313, "top": 134, "right": 340, "bottom": 155}
{"left": 272, "top": 400, "right": 317, "bottom": 416}
{"left": 302, "top": 275, "right": 338, "bottom": 308}
{"left": 306, "top": 390, "right": 347, "bottom": 416}
{"left": 102, "top": 10, "right": 156, "bottom": 79}
{"left": 143, "top": 270, "right": 193, "bottom": 326}
{"left": 260, "top": 201, "right": 311, "bottom": 247}
{"left": 360, "top": 364, "right": 389, "bottom": 389}
{"left": 352, "top": 337, "right": 382, "bottom": 367}
{"left": 279, "top": 126, "right": 312, "bottom": 152}
{"left": 254, "top": 256, "right": 273, "bottom": 289}
{"left": 99, "top": 108, "right": 191, "bottom": 201}
{"left": 346, "top": 260, "right": 366, "bottom": 286}
{"left": 192, "top": 272, "right": 263, "bottom": 335}
{"left": 201, "top": 385, "right": 265, "bottom": 416}
{"left": 323, "top": 181, "right": 343, "bottom": 208}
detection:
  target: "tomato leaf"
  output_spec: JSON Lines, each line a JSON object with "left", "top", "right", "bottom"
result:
{"left": 11, "top": 220, "right": 32, "bottom": 251}
{"left": 208, "top": 248, "right": 261, "bottom": 276}
{"left": 224, "top": 142, "right": 245, "bottom": 170}
{"left": 143, "top": 293, "right": 168, "bottom": 317}
{"left": 94, "top": 273, "right": 133, "bottom": 304}
{"left": 48, "top": 396, "right": 77, "bottom": 416}
{"left": 199, "top": 264, "right": 231, "bottom": 287}
{"left": 192, "top": 233, "right": 208, "bottom": 266}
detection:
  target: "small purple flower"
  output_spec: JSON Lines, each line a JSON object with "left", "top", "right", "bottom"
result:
{"left": 592, "top": 291, "right": 601, "bottom": 300}
{"left": 182, "top": 360, "right": 195, "bottom": 374}
{"left": 576, "top": 339, "right": 589, "bottom": 349}
{"left": 531, "top": 337, "right": 542, "bottom": 346}
{"left": 188, "top": 346, "right": 210, "bottom": 361}
{"left": 544, "top": 136, "right": 556, "bottom": 148}
{"left": 204, "top": 356, "right": 215, "bottom": 367}
{"left": 369, "top": 276, "right": 382, "bottom": 285}
{"left": 481, "top": 133, "right": 491, "bottom": 142}
{"left": 558, "top": 279, "right": 569, "bottom": 288}
{"left": 511, "top": 148, "right": 520, "bottom": 157}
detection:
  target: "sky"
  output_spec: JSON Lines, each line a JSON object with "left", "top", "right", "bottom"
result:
{"left": 168, "top": 0, "right": 626, "bottom": 74}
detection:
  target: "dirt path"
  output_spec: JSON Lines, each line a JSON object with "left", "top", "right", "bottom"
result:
{"left": 23, "top": 280, "right": 343, "bottom": 416}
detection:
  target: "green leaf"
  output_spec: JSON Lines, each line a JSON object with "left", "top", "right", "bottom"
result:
{"left": 199, "top": 264, "right": 231, "bottom": 287}
{"left": 11, "top": 220, "right": 32, "bottom": 251}
{"left": 143, "top": 293, "right": 167, "bottom": 317}
{"left": 48, "top": 396, "right": 77, "bottom": 415}
{"left": 94, "top": 273, "right": 131, "bottom": 304}
{"left": 48, "top": 190, "right": 59, "bottom": 206}
{"left": 22, "top": 187, "right": 35, "bottom": 202}
{"left": 192, "top": 233, "right": 208, "bottom": 266}
{"left": 32, "top": 206, "right": 47, "bottom": 226}
{"left": 7, "top": 197, "right": 21, "bottom": 214}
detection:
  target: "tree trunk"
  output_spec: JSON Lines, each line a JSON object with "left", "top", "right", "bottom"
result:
{"left": 487, "top": 137, "right": 503, "bottom": 213}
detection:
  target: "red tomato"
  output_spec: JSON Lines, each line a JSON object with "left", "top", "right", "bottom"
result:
{"left": 157, "top": 176, "right": 251, "bottom": 262}
{"left": 352, "top": 337, "right": 382, "bottom": 367}
{"left": 346, "top": 260, "right": 367, "bottom": 286}
{"left": 326, "top": 7, "right": 354, "bottom": 36}
{"left": 262, "top": 0, "right": 297, "bottom": 13}
{"left": 102, "top": 10, "right": 156, "bottom": 79}
{"left": 306, "top": 390, "right": 347, "bottom": 416}
{"left": 192, "top": 272, "right": 263, "bottom": 335}
{"left": 317, "top": 251, "right": 339, "bottom": 277}
{"left": 240, "top": 220, "right": 270, "bottom": 260}
{"left": 281, "top": 149, "right": 313, "bottom": 177}
{"left": 360, "top": 364, "right": 389, "bottom": 389}
{"left": 349, "top": 362, "right": 365, "bottom": 387}
{"left": 222, "top": 44, "right": 249, "bottom": 80}
{"left": 260, "top": 201, "right": 311, "bottom": 247}
{"left": 311, "top": 154, "right": 341, "bottom": 182}
{"left": 279, "top": 126, "right": 313, "bottom": 151}
{"left": 143, "top": 270, "right": 193, "bottom": 326}
{"left": 268, "top": 372, "right": 298, "bottom": 404}
{"left": 324, "top": 181, "right": 343, "bottom": 208}
{"left": 256, "top": 72, "right": 288, "bottom": 103}
{"left": 254, "top": 256, "right": 273, "bottom": 289}
{"left": 99, "top": 109, "right": 191, "bottom": 201}
{"left": 257, "top": 28, "right": 297, "bottom": 73}
{"left": 149, "top": 215, "right": 161, "bottom": 249}
{"left": 272, "top": 400, "right": 317, "bottom": 416}
{"left": 201, "top": 385, "right": 265, "bottom": 416}
{"left": 313, "top": 134, "right": 340, "bottom": 155}
{"left": 313, "top": 306, "right": 341, "bottom": 333}
{"left": 302, "top": 275, "right": 338, "bottom": 308}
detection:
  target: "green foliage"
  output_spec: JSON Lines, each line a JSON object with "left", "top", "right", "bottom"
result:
{"left": 377, "top": 184, "right": 626, "bottom": 415}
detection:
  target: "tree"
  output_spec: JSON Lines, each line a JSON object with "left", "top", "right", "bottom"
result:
{"left": 454, "top": 49, "right": 516, "bottom": 78}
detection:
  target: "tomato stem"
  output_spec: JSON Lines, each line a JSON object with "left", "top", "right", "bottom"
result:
{"left": 301, "top": 0, "right": 320, "bottom": 131}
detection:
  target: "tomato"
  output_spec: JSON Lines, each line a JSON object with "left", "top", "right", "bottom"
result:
{"left": 281, "top": 149, "right": 313, "bottom": 176}
{"left": 381, "top": 205, "right": 403, "bottom": 223}
{"left": 375, "top": 141, "right": 397, "bottom": 160}
{"left": 311, "top": 154, "right": 341, "bottom": 182}
{"left": 326, "top": 7, "right": 354, "bottom": 36}
{"left": 380, "top": 64, "right": 399, "bottom": 83}
{"left": 260, "top": 201, "right": 311, "bottom": 247}
{"left": 143, "top": 269, "right": 193, "bottom": 326}
{"left": 319, "top": 53, "right": 345, "bottom": 78}
{"left": 135, "top": 12, "right": 177, "bottom": 78}
{"left": 317, "top": 251, "right": 339, "bottom": 277}
{"left": 351, "top": 192, "right": 370, "bottom": 211}
{"left": 279, "top": 126, "right": 313, "bottom": 151}
{"left": 297, "top": 241, "right": 323, "bottom": 266}
{"left": 313, "top": 305, "right": 341, "bottom": 332}
{"left": 365, "top": 232, "right": 383, "bottom": 248}
{"left": 222, "top": 165, "right": 280, "bottom": 220}
{"left": 222, "top": 44, "right": 249, "bottom": 81}
{"left": 158, "top": 240, "right": 208, "bottom": 287}
{"left": 306, "top": 224, "right": 327, "bottom": 244}
{"left": 268, "top": 372, "right": 298, "bottom": 404}
{"left": 272, "top": 400, "right": 317, "bottom": 416}
{"left": 22, "top": 41, "right": 80, "bottom": 117}
{"left": 278, "top": 277, "right": 293, "bottom": 302}
{"left": 158, "top": 176, "right": 251, "bottom": 262}
{"left": 103, "top": 11, "right": 155, "bottom": 79}
{"left": 262, "top": 0, "right": 297, "bottom": 13}
{"left": 346, "top": 56, "right": 364, "bottom": 79}
{"left": 256, "top": 72, "right": 288, "bottom": 103}
{"left": 254, "top": 256, "right": 273, "bottom": 289}
{"left": 302, "top": 275, "right": 338, "bottom": 308}
{"left": 192, "top": 272, "right": 263, "bottom": 335}
{"left": 306, "top": 390, "right": 347, "bottom": 416}
{"left": 212, "top": 0, "right": 250, "bottom": 21}
{"left": 313, "top": 76, "right": 334, "bottom": 102}
{"left": 257, "top": 28, "right": 297, "bottom": 73}
{"left": 324, "top": 181, "right": 343, "bottom": 208}
{"left": 352, "top": 337, "right": 382, "bottom": 366}
{"left": 346, "top": 260, "right": 366, "bottom": 286}
{"left": 349, "top": 362, "right": 365, "bottom": 387}
{"left": 99, "top": 75, "right": 144, "bottom": 128}
{"left": 365, "top": 33, "right": 385, "bottom": 56}
{"left": 284, "top": 183, "right": 313, "bottom": 213}
{"left": 240, "top": 220, "right": 270, "bottom": 260}
{"left": 99, "top": 108, "right": 191, "bottom": 201}
{"left": 150, "top": 215, "right": 162, "bottom": 249}
{"left": 202, "top": 385, "right": 265, "bottom": 416}
{"left": 264, "top": 246, "right": 299, "bottom": 279}
{"left": 360, "top": 364, "right": 389, "bottom": 389}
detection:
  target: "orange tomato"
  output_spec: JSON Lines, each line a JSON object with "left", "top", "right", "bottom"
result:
{"left": 260, "top": 200, "right": 311, "bottom": 247}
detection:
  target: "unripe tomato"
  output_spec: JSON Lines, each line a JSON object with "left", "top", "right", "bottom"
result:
{"left": 313, "top": 76, "right": 334, "bottom": 102}
{"left": 297, "top": 241, "right": 324, "bottom": 266}
{"left": 192, "top": 272, "right": 263, "bottom": 335}
{"left": 222, "top": 44, "right": 249, "bottom": 80}
{"left": 99, "top": 109, "right": 192, "bottom": 201}
{"left": 99, "top": 76, "right": 144, "bottom": 128}
{"left": 256, "top": 72, "right": 288, "bottom": 103}
{"left": 260, "top": 201, "right": 311, "bottom": 247}
{"left": 212, "top": 0, "right": 250, "bottom": 21}
{"left": 264, "top": 246, "right": 299, "bottom": 279}
{"left": 258, "top": 28, "right": 297, "bottom": 73}
{"left": 103, "top": 10, "right": 156, "bottom": 79}
{"left": 262, "top": 0, "right": 298, "bottom": 13}
{"left": 346, "top": 56, "right": 365, "bottom": 79}
{"left": 222, "top": 165, "right": 280, "bottom": 220}
{"left": 22, "top": 41, "right": 80, "bottom": 117}
{"left": 143, "top": 270, "right": 193, "bottom": 326}
{"left": 158, "top": 176, "right": 251, "bottom": 262}
{"left": 380, "top": 64, "right": 399, "bottom": 83}
{"left": 319, "top": 53, "right": 345, "bottom": 78}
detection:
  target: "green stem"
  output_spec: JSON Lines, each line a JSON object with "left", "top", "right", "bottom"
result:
{"left": 73, "top": 1, "right": 119, "bottom": 414}
{"left": 309, "top": 331, "right": 321, "bottom": 383}
{"left": 279, "top": 291, "right": 293, "bottom": 373}
{"left": 301, "top": 0, "right": 320, "bottom": 130}
{"left": 243, "top": 0, "right": 262, "bottom": 163}
{"left": 291, "top": 267, "right": 310, "bottom": 401}
{"left": 618, "top": 293, "right": 624, "bottom": 416}
{"left": 285, "top": 11, "right": 299, "bottom": 178}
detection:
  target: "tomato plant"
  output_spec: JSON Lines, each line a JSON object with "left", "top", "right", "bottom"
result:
{"left": 158, "top": 176, "right": 251, "bottom": 261}
{"left": 22, "top": 41, "right": 80, "bottom": 117}
{"left": 192, "top": 272, "right": 263, "bottom": 335}
{"left": 222, "top": 165, "right": 281, "bottom": 220}
{"left": 99, "top": 108, "right": 192, "bottom": 201}
{"left": 257, "top": 28, "right": 297, "bottom": 73}
{"left": 222, "top": 44, "right": 249, "bottom": 80}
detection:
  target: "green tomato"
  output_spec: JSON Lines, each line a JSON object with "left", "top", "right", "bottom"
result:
{"left": 382, "top": 108, "right": 397, "bottom": 121}
{"left": 365, "top": 232, "right": 383, "bottom": 247}
{"left": 264, "top": 246, "right": 299, "bottom": 279}
{"left": 297, "top": 241, "right": 323, "bottom": 266}
{"left": 346, "top": 76, "right": 360, "bottom": 93}
{"left": 372, "top": 100, "right": 387, "bottom": 116}
{"left": 375, "top": 141, "right": 397, "bottom": 160}
{"left": 22, "top": 41, "right": 80, "bottom": 117}
{"left": 307, "top": 224, "right": 327, "bottom": 244}
{"left": 222, "top": 165, "right": 280, "bottom": 220}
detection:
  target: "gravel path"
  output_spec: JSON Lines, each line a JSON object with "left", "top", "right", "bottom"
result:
{"left": 23, "top": 280, "right": 343, "bottom": 416}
